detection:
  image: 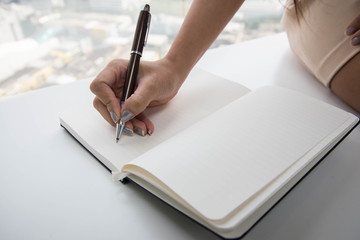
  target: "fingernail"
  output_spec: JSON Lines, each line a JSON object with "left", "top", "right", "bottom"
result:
{"left": 347, "top": 26, "right": 357, "bottom": 35}
{"left": 123, "top": 127, "right": 134, "bottom": 136}
{"left": 110, "top": 112, "right": 118, "bottom": 123}
{"left": 147, "top": 129, "right": 152, "bottom": 136}
{"left": 134, "top": 127, "right": 146, "bottom": 137}
{"left": 120, "top": 110, "right": 134, "bottom": 122}
{"left": 352, "top": 36, "right": 360, "bottom": 46}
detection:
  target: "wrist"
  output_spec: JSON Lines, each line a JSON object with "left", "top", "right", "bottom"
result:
{"left": 164, "top": 50, "right": 197, "bottom": 82}
{"left": 161, "top": 54, "right": 192, "bottom": 87}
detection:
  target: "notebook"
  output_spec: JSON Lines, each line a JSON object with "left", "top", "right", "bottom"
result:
{"left": 60, "top": 68, "right": 359, "bottom": 239}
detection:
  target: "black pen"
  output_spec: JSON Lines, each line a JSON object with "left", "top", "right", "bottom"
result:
{"left": 116, "top": 4, "right": 151, "bottom": 143}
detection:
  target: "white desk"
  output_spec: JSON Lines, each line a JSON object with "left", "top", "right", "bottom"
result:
{"left": 1, "top": 33, "right": 359, "bottom": 240}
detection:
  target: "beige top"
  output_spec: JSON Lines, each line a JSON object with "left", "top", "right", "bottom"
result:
{"left": 281, "top": 0, "right": 360, "bottom": 87}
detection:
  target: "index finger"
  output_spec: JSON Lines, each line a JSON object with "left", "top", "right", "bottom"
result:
{"left": 90, "top": 60, "right": 127, "bottom": 117}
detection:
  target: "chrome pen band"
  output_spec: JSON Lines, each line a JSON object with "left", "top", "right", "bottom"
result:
{"left": 130, "top": 50, "right": 142, "bottom": 56}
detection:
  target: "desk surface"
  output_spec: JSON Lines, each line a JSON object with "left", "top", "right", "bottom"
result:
{"left": 1, "top": 33, "right": 359, "bottom": 240}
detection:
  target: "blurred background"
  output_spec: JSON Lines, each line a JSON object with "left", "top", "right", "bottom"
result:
{"left": 0, "top": 0, "right": 284, "bottom": 98}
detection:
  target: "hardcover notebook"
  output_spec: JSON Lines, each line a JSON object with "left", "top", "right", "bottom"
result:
{"left": 60, "top": 68, "right": 359, "bottom": 239}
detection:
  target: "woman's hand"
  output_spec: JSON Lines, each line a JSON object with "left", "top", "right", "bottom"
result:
{"left": 346, "top": 12, "right": 360, "bottom": 46}
{"left": 90, "top": 0, "right": 244, "bottom": 136}
{"left": 89, "top": 57, "right": 186, "bottom": 136}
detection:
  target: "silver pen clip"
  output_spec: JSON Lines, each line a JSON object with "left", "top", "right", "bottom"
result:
{"left": 144, "top": 14, "right": 151, "bottom": 47}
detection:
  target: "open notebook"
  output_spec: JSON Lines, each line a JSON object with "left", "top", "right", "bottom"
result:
{"left": 60, "top": 68, "right": 358, "bottom": 239}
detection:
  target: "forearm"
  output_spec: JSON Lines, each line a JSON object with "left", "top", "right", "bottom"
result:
{"left": 90, "top": 0, "right": 245, "bottom": 132}
{"left": 165, "top": 0, "right": 244, "bottom": 79}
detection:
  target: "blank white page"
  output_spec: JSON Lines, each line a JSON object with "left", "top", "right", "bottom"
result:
{"left": 125, "top": 86, "right": 355, "bottom": 221}
{"left": 60, "top": 68, "right": 250, "bottom": 172}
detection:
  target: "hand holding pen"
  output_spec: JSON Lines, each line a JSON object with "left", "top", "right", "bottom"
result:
{"left": 91, "top": 5, "right": 154, "bottom": 140}
{"left": 116, "top": 4, "right": 151, "bottom": 142}
{"left": 90, "top": 4, "right": 188, "bottom": 140}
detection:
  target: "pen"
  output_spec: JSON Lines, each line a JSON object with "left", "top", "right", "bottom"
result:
{"left": 116, "top": 4, "right": 151, "bottom": 143}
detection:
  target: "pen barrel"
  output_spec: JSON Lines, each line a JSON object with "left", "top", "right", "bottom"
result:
{"left": 121, "top": 5, "right": 150, "bottom": 103}
{"left": 121, "top": 53, "right": 140, "bottom": 102}
{"left": 131, "top": 9, "right": 151, "bottom": 54}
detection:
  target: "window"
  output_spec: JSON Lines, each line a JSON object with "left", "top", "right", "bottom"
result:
{"left": 0, "top": 0, "right": 284, "bottom": 98}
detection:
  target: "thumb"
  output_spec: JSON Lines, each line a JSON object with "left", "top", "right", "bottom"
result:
{"left": 120, "top": 83, "right": 153, "bottom": 121}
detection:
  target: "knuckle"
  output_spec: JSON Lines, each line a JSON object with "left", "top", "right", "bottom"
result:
{"left": 107, "top": 59, "right": 119, "bottom": 68}
{"left": 90, "top": 78, "right": 106, "bottom": 95}
{"left": 131, "top": 95, "right": 145, "bottom": 110}
{"left": 93, "top": 97, "right": 102, "bottom": 110}
{"left": 93, "top": 98, "right": 98, "bottom": 108}
{"left": 89, "top": 81, "right": 98, "bottom": 94}
{"left": 107, "top": 59, "right": 126, "bottom": 69}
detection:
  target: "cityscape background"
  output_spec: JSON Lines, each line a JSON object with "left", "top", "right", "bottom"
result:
{"left": 0, "top": 0, "right": 284, "bottom": 98}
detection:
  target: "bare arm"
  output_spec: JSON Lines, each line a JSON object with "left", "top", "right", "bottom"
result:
{"left": 165, "top": 0, "right": 244, "bottom": 80}
{"left": 90, "top": 0, "right": 244, "bottom": 134}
